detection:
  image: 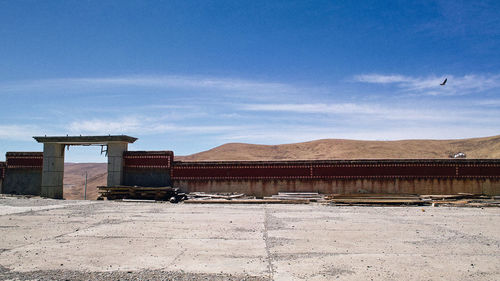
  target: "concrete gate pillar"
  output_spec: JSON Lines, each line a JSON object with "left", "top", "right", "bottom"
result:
{"left": 34, "top": 135, "right": 137, "bottom": 198}
{"left": 107, "top": 142, "right": 128, "bottom": 186}
{"left": 40, "top": 143, "right": 65, "bottom": 199}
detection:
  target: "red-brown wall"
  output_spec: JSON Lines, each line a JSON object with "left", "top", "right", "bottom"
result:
{"left": 123, "top": 151, "right": 173, "bottom": 187}
{"left": 0, "top": 161, "right": 5, "bottom": 193}
{"left": 3, "top": 152, "right": 43, "bottom": 195}
{"left": 0, "top": 161, "right": 5, "bottom": 180}
{"left": 172, "top": 160, "right": 500, "bottom": 196}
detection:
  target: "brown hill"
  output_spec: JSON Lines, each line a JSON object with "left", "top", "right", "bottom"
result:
{"left": 63, "top": 163, "right": 107, "bottom": 200}
{"left": 62, "top": 135, "right": 500, "bottom": 199}
{"left": 178, "top": 135, "right": 500, "bottom": 161}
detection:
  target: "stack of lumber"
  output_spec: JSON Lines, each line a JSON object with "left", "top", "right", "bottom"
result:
{"left": 421, "top": 193, "right": 500, "bottom": 207}
{"left": 264, "top": 192, "right": 324, "bottom": 201}
{"left": 98, "top": 185, "right": 182, "bottom": 201}
{"left": 324, "top": 193, "right": 500, "bottom": 207}
{"left": 184, "top": 192, "right": 309, "bottom": 204}
{"left": 184, "top": 199, "right": 309, "bottom": 204}
{"left": 326, "top": 193, "right": 423, "bottom": 205}
{"left": 186, "top": 192, "right": 246, "bottom": 200}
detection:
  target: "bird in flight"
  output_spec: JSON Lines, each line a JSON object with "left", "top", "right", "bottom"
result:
{"left": 440, "top": 78, "right": 447, "bottom": 86}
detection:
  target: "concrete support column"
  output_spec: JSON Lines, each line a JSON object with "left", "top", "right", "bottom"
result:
{"left": 107, "top": 142, "right": 128, "bottom": 186}
{"left": 41, "top": 143, "right": 65, "bottom": 199}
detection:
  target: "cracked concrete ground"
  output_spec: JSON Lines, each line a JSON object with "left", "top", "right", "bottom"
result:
{"left": 0, "top": 197, "right": 499, "bottom": 280}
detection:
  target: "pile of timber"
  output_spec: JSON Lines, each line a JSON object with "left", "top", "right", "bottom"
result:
{"left": 184, "top": 192, "right": 309, "bottom": 204}
{"left": 98, "top": 185, "right": 186, "bottom": 202}
{"left": 326, "top": 193, "right": 423, "bottom": 205}
{"left": 264, "top": 192, "right": 325, "bottom": 202}
{"left": 420, "top": 193, "right": 500, "bottom": 207}
{"left": 186, "top": 192, "right": 247, "bottom": 200}
{"left": 184, "top": 199, "right": 309, "bottom": 204}
{"left": 325, "top": 193, "right": 500, "bottom": 207}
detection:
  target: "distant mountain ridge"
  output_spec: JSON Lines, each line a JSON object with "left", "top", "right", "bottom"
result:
{"left": 63, "top": 135, "right": 500, "bottom": 199}
{"left": 177, "top": 135, "right": 500, "bottom": 161}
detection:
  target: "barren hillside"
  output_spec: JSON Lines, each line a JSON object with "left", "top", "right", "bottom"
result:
{"left": 179, "top": 135, "right": 500, "bottom": 161}
{"left": 63, "top": 135, "right": 500, "bottom": 199}
{"left": 63, "top": 163, "right": 107, "bottom": 200}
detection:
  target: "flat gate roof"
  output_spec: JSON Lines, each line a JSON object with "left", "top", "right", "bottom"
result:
{"left": 33, "top": 135, "right": 138, "bottom": 145}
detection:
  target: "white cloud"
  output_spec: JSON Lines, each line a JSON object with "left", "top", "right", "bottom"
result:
{"left": 354, "top": 74, "right": 412, "bottom": 84}
{"left": 240, "top": 103, "right": 500, "bottom": 123}
{"left": 68, "top": 117, "right": 144, "bottom": 134}
{"left": 0, "top": 125, "right": 44, "bottom": 141}
{"left": 0, "top": 75, "right": 307, "bottom": 95}
{"left": 242, "top": 103, "right": 368, "bottom": 114}
{"left": 354, "top": 73, "right": 500, "bottom": 95}
{"left": 67, "top": 116, "right": 239, "bottom": 135}
{"left": 76, "top": 76, "right": 297, "bottom": 93}
{"left": 474, "top": 99, "right": 500, "bottom": 107}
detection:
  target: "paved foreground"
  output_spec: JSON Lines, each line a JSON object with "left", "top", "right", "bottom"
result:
{"left": 0, "top": 197, "right": 499, "bottom": 280}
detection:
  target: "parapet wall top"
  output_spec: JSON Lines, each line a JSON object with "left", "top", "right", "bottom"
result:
{"left": 33, "top": 135, "right": 138, "bottom": 145}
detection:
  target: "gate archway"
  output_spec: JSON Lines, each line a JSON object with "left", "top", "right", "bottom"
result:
{"left": 34, "top": 135, "right": 137, "bottom": 199}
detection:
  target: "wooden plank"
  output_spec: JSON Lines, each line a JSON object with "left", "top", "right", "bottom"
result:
{"left": 331, "top": 199, "right": 423, "bottom": 204}
{"left": 184, "top": 199, "right": 310, "bottom": 204}
{"left": 329, "top": 193, "right": 417, "bottom": 198}
{"left": 121, "top": 199, "right": 157, "bottom": 203}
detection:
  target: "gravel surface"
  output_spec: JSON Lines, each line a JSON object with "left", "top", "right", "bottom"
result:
{"left": 0, "top": 196, "right": 70, "bottom": 207}
{"left": 0, "top": 266, "right": 268, "bottom": 281}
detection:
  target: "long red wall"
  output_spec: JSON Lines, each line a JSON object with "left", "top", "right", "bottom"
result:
{"left": 171, "top": 160, "right": 500, "bottom": 196}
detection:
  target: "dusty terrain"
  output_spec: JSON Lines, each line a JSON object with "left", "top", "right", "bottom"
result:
{"left": 179, "top": 135, "right": 500, "bottom": 161}
{"left": 0, "top": 197, "right": 499, "bottom": 280}
{"left": 63, "top": 163, "right": 107, "bottom": 200}
{"left": 62, "top": 135, "right": 500, "bottom": 200}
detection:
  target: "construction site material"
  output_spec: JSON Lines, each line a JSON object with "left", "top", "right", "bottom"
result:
{"left": 97, "top": 185, "right": 186, "bottom": 202}
{"left": 184, "top": 199, "right": 309, "bottom": 204}
{"left": 430, "top": 199, "right": 500, "bottom": 207}
{"left": 121, "top": 199, "right": 157, "bottom": 203}
{"left": 264, "top": 192, "right": 325, "bottom": 201}
{"left": 419, "top": 193, "right": 480, "bottom": 200}
{"left": 186, "top": 192, "right": 246, "bottom": 200}
{"left": 330, "top": 198, "right": 424, "bottom": 205}
{"left": 325, "top": 193, "right": 421, "bottom": 205}
{"left": 324, "top": 193, "right": 500, "bottom": 207}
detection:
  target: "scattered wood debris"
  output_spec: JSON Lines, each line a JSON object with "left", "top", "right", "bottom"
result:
{"left": 324, "top": 192, "right": 500, "bottom": 207}
{"left": 186, "top": 192, "right": 248, "bottom": 201}
{"left": 97, "top": 186, "right": 186, "bottom": 202}
{"left": 264, "top": 192, "right": 325, "bottom": 202}
{"left": 325, "top": 194, "right": 422, "bottom": 205}
{"left": 97, "top": 187, "right": 500, "bottom": 207}
{"left": 184, "top": 199, "right": 310, "bottom": 204}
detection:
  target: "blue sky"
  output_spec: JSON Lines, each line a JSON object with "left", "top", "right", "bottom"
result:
{"left": 1, "top": 0, "right": 500, "bottom": 162}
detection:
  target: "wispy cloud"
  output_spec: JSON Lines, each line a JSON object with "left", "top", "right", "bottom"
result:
{"left": 0, "top": 125, "right": 44, "bottom": 141}
{"left": 354, "top": 73, "right": 500, "bottom": 95}
{"left": 354, "top": 74, "right": 412, "bottom": 84}
{"left": 0, "top": 75, "right": 310, "bottom": 95}
{"left": 68, "top": 116, "right": 239, "bottom": 135}
{"left": 474, "top": 99, "right": 500, "bottom": 107}
{"left": 243, "top": 103, "right": 368, "bottom": 114}
{"left": 240, "top": 103, "right": 500, "bottom": 122}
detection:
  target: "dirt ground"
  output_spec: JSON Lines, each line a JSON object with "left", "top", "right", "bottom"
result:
{"left": 0, "top": 197, "right": 499, "bottom": 280}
